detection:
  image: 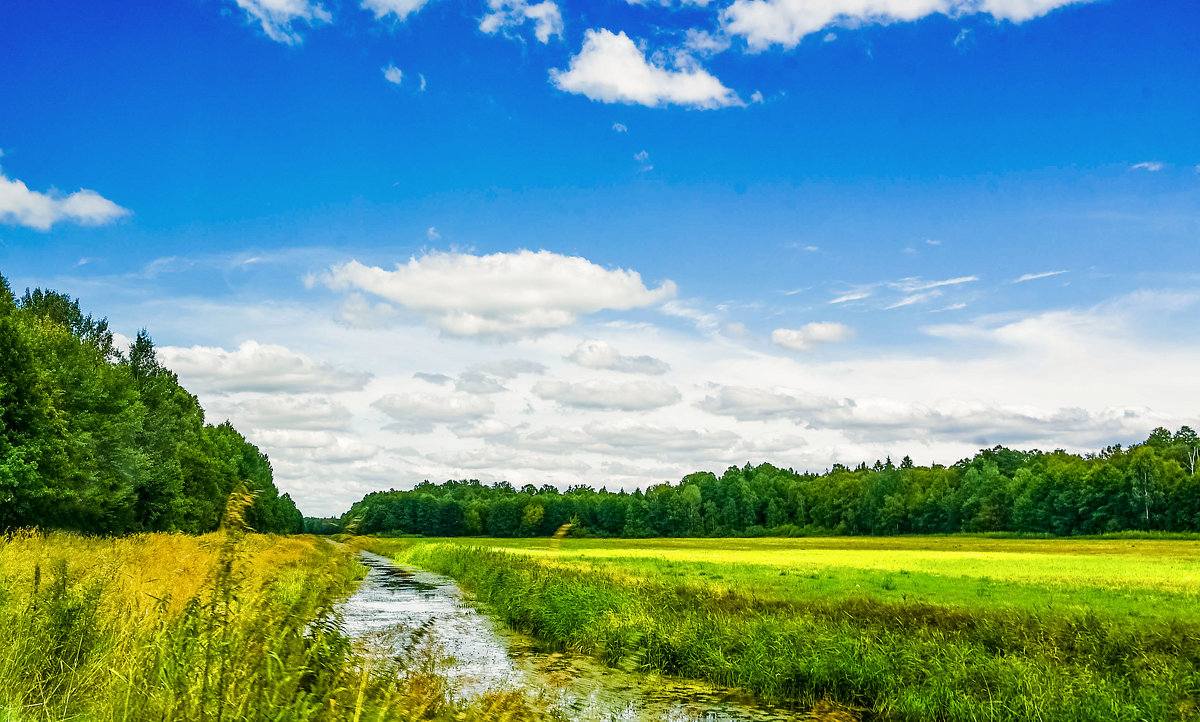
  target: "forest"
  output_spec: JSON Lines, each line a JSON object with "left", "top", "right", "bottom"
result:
{"left": 338, "top": 428, "right": 1200, "bottom": 538}
{"left": 0, "top": 274, "right": 301, "bottom": 534}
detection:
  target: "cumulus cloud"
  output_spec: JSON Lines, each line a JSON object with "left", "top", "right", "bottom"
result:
{"left": 318, "top": 250, "right": 676, "bottom": 338}
{"left": 567, "top": 340, "right": 671, "bottom": 375}
{"left": 252, "top": 430, "right": 380, "bottom": 463}
{"left": 469, "top": 359, "right": 548, "bottom": 378}
{"left": 455, "top": 371, "right": 508, "bottom": 394}
{"left": 533, "top": 379, "right": 681, "bottom": 410}
{"left": 544, "top": 422, "right": 739, "bottom": 455}
{"left": 699, "top": 384, "right": 1130, "bottom": 445}
{"left": 361, "top": 0, "right": 434, "bottom": 21}
{"left": 771, "top": 322, "right": 853, "bottom": 352}
{"left": 233, "top": 0, "right": 331, "bottom": 44}
{"left": 480, "top": 0, "right": 564, "bottom": 42}
{"left": 414, "top": 372, "right": 453, "bottom": 385}
{"left": 382, "top": 64, "right": 403, "bottom": 84}
{"left": 699, "top": 385, "right": 843, "bottom": 422}
{"left": 721, "top": 0, "right": 1095, "bottom": 51}
{"left": 683, "top": 28, "right": 731, "bottom": 56}
{"left": 159, "top": 341, "right": 371, "bottom": 393}
{"left": 372, "top": 391, "right": 494, "bottom": 432}
{"left": 550, "top": 29, "right": 741, "bottom": 109}
{"left": 215, "top": 396, "right": 354, "bottom": 431}
{"left": 0, "top": 164, "right": 130, "bottom": 230}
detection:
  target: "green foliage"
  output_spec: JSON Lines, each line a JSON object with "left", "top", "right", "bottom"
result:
{"left": 0, "top": 273, "right": 301, "bottom": 534}
{"left": 341, "top": 430, "right": 1200, "bottom": 539}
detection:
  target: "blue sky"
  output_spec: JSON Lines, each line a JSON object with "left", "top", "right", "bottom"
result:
{"left": 2, "top": 0, "right": 1198, "bottom": 514}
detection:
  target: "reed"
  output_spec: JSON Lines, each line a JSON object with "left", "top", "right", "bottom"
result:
{"left": 0, "top": 520, "right": 545, "bottom": 720}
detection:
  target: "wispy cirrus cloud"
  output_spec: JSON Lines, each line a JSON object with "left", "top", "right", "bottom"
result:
{"left": 1012, "top": 270, "right": 1068, "bottom": 283}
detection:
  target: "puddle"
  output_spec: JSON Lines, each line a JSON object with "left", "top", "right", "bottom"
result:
{"left": 339, "top": 551, "right": 850, "bottom": 721}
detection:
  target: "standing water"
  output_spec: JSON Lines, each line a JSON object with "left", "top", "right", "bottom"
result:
{"left": 338, "top": 551, "right": 849, "bottom": 722}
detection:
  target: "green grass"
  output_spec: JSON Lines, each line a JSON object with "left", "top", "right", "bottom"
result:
{"left": 360, "top": 535, "right": 1200, "bottom": 722}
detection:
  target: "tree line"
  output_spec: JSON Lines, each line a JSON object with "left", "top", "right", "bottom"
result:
{"left": 0, "top": 274, "right": 301, "bottom": 534}
{"left": 336, "top": 428, "right": 1200, "bottom": 538}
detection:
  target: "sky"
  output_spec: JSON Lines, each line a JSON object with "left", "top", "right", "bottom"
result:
{"left": 2, "top": 0, "right": 1199, "bottom": 516}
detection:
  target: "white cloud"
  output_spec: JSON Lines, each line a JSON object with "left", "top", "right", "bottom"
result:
{"left": 533, "top": 379, "right": 682, "bottom": 410}
{"left": 0, "top": 164, "right": 130, "bottom": 230}
{"left": 1012, "top": 270, "right": 1067, "bottom": 283}
{"left": 159, "top": 340, "right": 371, "bottom": 393}
{"left": 319, "top": 250, "right": 676, "bottom": 338}
{"left": 372, "top": 391, "right": 494, "bottom": 432}
{"left": 567, "top": 340, "right": 671, "bottom": 375}
{"left": 699, "top": 384, "right": 1131, "bottom": 445}
{"left": 213, "top": 396, "right": 354, "bottom": 431}
{"left": 110, "top": 280, "right": 1200, "bottom": 516}
{"left": 721, "top": 0, "right": 1095, "bottom": 51}
{"left": 885, "top": 291, "right": 941, "bottom": 309}
{"left": 427, "top": 226, "right": 440, "bottom": 240}
{"left": 362, "top": 0, "right": 434, "bottom": 21}
{"left": 699, "top": 385, "right": 842, "bottom": 421}
{"left": 550, "top": 29, "right": 741, "bottom": 109}
{"left": 382, "top": 64, "right": 403, "bottom": 84}
{"left": 521, "top": 421, "right": 740, "bottom": 455}
{"left": 233, "top": 0, "right": 331, "bottom": 44}
{"left": 771, "top": 322, "right": 853, "bottom": 352}
{"left": 335, "top": 293, "right": 397, "bottom": 329}
{"left": 455, "top": 371, "right": 509, "bottom": 394}
{"left": 414, "top": 372, "right": 453, "bottom": 385}
{"left": 829, "top": 290, "right": 871, "bottom": 304}
{"left": 683, "top": 28, "right": 731, "bottom": 56}
{"left": 1132, "top": 161, "right": 1165, "bottom": 172}
{"left": 612, "top": 122, "right": 628, "bottom": 132}
{"left": 469, "top": 359, "right": 548, "bottom": 378}
{"left": 889, "top": 275, "right": 979, "bottom": 292}
{"left": 480, "top": 0, "right": 564, "bottom": 42}
{"left": 634, "top": 150, "right": 650, "bottom": 162}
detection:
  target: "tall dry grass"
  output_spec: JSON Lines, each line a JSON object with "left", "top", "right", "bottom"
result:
{"left": 0, "top": 502, "right": 546, "bottom": 721}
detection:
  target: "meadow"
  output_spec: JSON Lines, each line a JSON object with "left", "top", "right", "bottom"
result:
{"left": 0, "top": 523, "right": 541, "bottom": 721}
{"left": 360, "top": 535, "right": 1200, "bottom": 722}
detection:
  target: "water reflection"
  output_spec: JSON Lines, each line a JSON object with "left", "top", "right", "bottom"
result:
{"left": 339, "top": 551, "right": 848, "bottom": 721}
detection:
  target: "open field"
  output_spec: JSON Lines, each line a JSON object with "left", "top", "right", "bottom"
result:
{"left": 471, "top": 536, "right": 1200, "bottom": 622}
{"left": 0, "top": 530, "right": 543, "bottom": 721}
{"left": 361, "top": 535, "right": 1200, "bottom": 722}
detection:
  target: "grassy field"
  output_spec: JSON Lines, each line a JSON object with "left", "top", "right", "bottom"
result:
{"left": 360, "top": 535, "right": 1200, "bottom": 722}
{"left": 0, "top": 524, "right": 542, "bottom": 721}
{"left": 474, "top": 536, "right": 1200, "bottom": 622}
